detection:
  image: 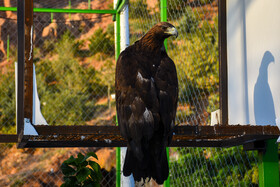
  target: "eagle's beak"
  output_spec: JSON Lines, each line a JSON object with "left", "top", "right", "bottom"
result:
{"left": 165, "top": 27, "right": 178, "bottom": 38}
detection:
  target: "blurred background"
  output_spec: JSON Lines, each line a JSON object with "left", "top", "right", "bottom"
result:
{"left": 0, "top": 0, "right": 259, "bottom": 186}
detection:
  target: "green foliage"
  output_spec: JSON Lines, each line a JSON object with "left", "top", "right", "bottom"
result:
{"left": 170, "top": 147, "right": 259, "bottom": 186}
{"left": 61, "top": 152, "right": 102, "bottom": 187}
{"left": 0, "top": 29, "right": 112, "bottom": 130}
{"left": 0, "top": 64, "right": 16, "bottom": 134}
{"left": 129, "top": 0, "right": 150, "bottom": 19}
{"left": 198, "top": 0, "right": 215, "bottom": 5}
{"left": 178, "top": 7, "right": 199, "bottom": 33}
{"left": 99, "top": 60, "right": 115, "bottom": 89}
{"left": 174, "top": 17, "right": 219, "bottom": 110}
{"left": 167, "top": 0, "right": 189, "bottom": 19}
{"left": 35, "top": 31, "right": 106, "bottom": 125}
{"left": 106, "top": 23, "right": 115, "bottom": 41}
{"left": 89, "top": 28, "right": 114, "bottom": 56}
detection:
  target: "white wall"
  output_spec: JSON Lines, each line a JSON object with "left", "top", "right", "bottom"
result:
{"left": 227, "top": 0, "right": 280, "bottom": 126}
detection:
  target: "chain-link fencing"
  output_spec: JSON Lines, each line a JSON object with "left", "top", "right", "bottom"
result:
{"left": 1, "top": 0, "right": 116, "bottom": 186}
{"left": 129, "top": 0, "right": 259, "bottom": 186}
{"left": 0, "top": 0, "right": 260, "bottom": 186}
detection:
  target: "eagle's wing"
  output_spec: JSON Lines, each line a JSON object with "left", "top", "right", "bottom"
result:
{"left": 155, "top": 51, "right": 178, "bottom": 145}
{"left": 115, "top": 48, "right": 159, "bottom": 160}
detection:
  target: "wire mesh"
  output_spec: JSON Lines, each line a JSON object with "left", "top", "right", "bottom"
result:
{"left": 32, "top": 11, "right": 116, "bottom": 127}
{"left": 128, "top": 0, "right": 259, "bottom": 186}
{"left": 0, "top": 9, "right": 17, "bottom": 135}
{"left": 0, "top": 0, "right": 117, "bottom": 186}
{"left": 0, "top": 0, "right": 262, "bottom": 186}
{"left": 0, "top": 145, "right": 116, "bottom": 186}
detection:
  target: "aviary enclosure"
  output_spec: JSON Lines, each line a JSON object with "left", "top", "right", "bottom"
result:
{"left": 0, "top": 0, "right": 279, "bottom": 186}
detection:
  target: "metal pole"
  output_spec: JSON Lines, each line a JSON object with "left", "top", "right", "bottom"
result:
{"left": 114, "top": 1, "right": 121, "bottom": 186}
{"left": 160, "top": 0, "right": 170, "bottom": 186}
{"left": 258, "top": 139, "right": 279, "bottom": 187}
{"left": 218, "top": 0, "right": 228, "bottom": 125}
{"left": 68, "top": 0, "right": 71, "bottom": 20}
{"left": 24, "top": 0, "right": 34, "bottom": 122}
{"left": 119, "top": 2, "right": 134, "bottom": 186}
{"left": 7, "top": 35, "right": 9, "bottom": 61}
{"left": 17, "top": 0, "right": 25, "bottom": 141}
{"left": 115, "top": 13, "right": 121, "bottom": 60}
{"left": 160, "top": 0, "right": 168, "bottom": 48}
{"left": 88, "top": 0, "right": 91, "bottom": 9}
{"left": 50, "top": 12, "right": 53, "bottom": 23}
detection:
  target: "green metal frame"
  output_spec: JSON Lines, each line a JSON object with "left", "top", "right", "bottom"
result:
{"left": 114, "top": 1, "right": 125, "bottom": 186}
{"left": 160, "top": 0, "right": 170, "bottom": 186}
{"left": 0, "top": 2, "right": 122, "bottom": 186}
{"left": 258, "top": 139, "right": 280, "bottom": 187}
{"left": 3, "top": 1, "right": 279, "bottom": 187}
{"left": 7, "top": 35, "right": 9, "bottom": 61}
{"left": 0, "top": 6, "right": 116, "bottom": 14}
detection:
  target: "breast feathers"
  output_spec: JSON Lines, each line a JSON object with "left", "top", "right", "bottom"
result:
{"left": 115, "top": 22, "right": 178, "bottom": 185}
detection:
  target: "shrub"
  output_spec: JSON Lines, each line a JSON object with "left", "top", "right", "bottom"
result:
{"left": 178, "top": 7, "right": 199, "bottom": 33}
{"left": 170, "top": 147, "right": 259, "bottom": 186}
{"left": 0, "top": 64, "right": 16, "bottom": 134}
{"left": 129, "top": 0, "right": 150, "bottom": 19}
{"left": 89, "top": 28, "right": 114, "bottom": 56}
{"left": 175, "top": 18, "right": 219, "bottom": 108}
{"left": 61, "top": 152, "right": 102, "bottom": 187}
{"left": 36, "top": 31, "right": 106, "bottom": 126}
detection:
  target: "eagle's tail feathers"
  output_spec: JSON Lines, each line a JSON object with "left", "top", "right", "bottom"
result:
{"left": 123, "top": 146, "right": 169, "bottom": 185}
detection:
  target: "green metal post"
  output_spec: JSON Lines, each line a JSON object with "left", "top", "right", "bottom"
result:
{"left": 160, "top": 0, "right": 170, "bottom": 186}
{"left": 160, "top": 0, "right": 168, "bottom": 48}
{"left": 50, "top": 12, "right": 53, "bottom": 23}
{"left": 164, "top": 147, "right": 170, "bottom": 187}
{"left": 115, "top": 9, "right": 121, "bottom": 187}
{"left": 258, "top": 139, "right": 279, "bottom": 187}
{"left": 160, "top": 0, "right": 167, "bottom": 22}
{"left": 116, "top": 146, "right": 121, "bottom": 187}
{"left": 68, "top": 0, "right": 71, "bottom": 19}
{"left": 88, "top": 0, "right": 91, "bottom": 9}
{"left": 7, "top": 35, "right": 9, "bottom": 61}
{"left": 115, "top": 12, "right": 121, "bottom": 60}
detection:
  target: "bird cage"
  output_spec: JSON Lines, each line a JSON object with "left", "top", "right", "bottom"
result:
{"left": 0, "top": 0, "right": 279, "bottom": 186}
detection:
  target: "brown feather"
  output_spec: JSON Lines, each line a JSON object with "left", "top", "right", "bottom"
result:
{"left": 115, "top": 22, "right": 178, "bottom": 185}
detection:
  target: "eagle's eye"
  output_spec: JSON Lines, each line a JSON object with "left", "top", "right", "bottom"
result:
{"left": 161, "top": 25, "right": 168, "bottom": 30}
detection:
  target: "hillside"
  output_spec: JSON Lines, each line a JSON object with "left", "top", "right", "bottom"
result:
{"left": 0, "top": 0, "right": 118, "bottom": 186}
{"left": 0, "top": 145, "right": 116, "bottom": 186}
{"left": 0, "top": 0, "right": 230, "bottom": 186}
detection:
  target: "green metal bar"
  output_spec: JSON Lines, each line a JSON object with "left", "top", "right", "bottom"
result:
{"left": 50, "top": 12, "right": 53, "bottom": 23}
{"left": 161, "top": 0, "right": 168, "bottom": 48}
{"left": 68, "top": 0, "right": 71, "bottom": 19}
{"left": 88, "top": 0, "right": 91, "bottom": 9}
{"left": 113, "top": 0, "right": 126, "bottom": 21}
{"left": 164, "top": 147, "right": 170, "bottom": 187}
{"left": 7, "top": 35, "right": 9, "bottom": 61}
{"left": 258, "top": 139, "right": 279, "bottom": 187}
{"left": 116, "top": 147, "right": 121, "bottom": 187}
{"left": 0, "top": 7, "right": 17, "bottom": 11}
{"left": 115, "top": 10, "right": 121, "bottom": 187}
{"left": 160, "top": 1, "right": 170, "bottom": 186}
{"left": 0, "top": 6, "right": 116, "bottom": 14}
{"left": 160, "top": 0, "right": 167, "bottom": 22}
{"left": 115, "top": 13, "right": 121, "bottom": 60}
{"left": 116, "top": 0, "right": 126, "bottom": 13}
{"left": 115, "top": 0, "right": 123, "bottom": 11}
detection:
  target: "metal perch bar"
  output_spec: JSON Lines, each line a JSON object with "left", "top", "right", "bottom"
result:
{"left": 8, "top": 125, "right": 278, "bottom": 148}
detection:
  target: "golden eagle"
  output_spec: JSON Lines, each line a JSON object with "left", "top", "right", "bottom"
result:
{"left": 115, "top": 22, "right": 178, "bottom": 185}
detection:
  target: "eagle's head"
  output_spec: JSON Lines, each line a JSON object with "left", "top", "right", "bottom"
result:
{"left": 138, "top": 22, "right": 178, "bottom": 52}
{"left": 150, "top": 22, "right": 178, "bottom": 39}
